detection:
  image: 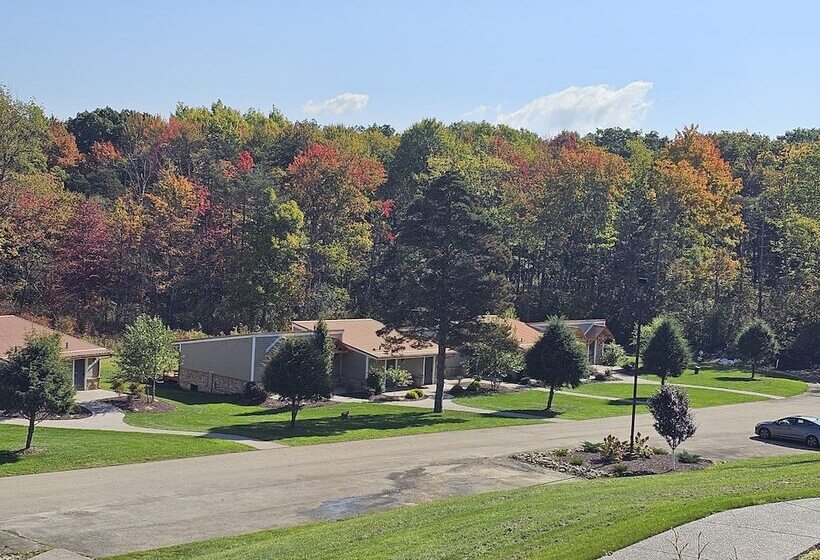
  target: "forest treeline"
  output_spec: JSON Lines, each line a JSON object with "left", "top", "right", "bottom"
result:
{"left": 0, "top": 86, "right": 817, "bottom": 367}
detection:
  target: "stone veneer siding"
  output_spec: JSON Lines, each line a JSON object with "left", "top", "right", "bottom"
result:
{"left": 179, "top": 367, "right": 247, "bottom": 394}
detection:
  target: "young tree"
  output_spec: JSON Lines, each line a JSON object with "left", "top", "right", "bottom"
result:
{"left": 642, "top": 316, "right": 691, "bottom": 384}
{"left": 524, "top": 317, "right": 588, "bottom": 410}
{"left": 462, "top": 320, "right": 523, "bottom": 389}
{"left": 647, "top": 385, "right": 697, "bottom": 469}
{"left": 0, "top": 334, "right": 74, "bottom": 450}
{"left": 378, "top": 170, "right": 512, "bottom": 413}
{"left": 735, "top": 319, "right": 779, "bottom": 379}
{"left": 263, "top": 321, "right": 333, "bottom": 428}
{"left": 116, "top": 315, "right": 177, "bottom": 401}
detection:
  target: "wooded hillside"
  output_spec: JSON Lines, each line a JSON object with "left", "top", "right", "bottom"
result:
{"left": 1, "top": 87, "right": 817, "bottom": 367}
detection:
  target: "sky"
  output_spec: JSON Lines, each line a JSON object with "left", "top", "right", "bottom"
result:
{"left": 2, "top": 0, "right": 820, "bottom": 137}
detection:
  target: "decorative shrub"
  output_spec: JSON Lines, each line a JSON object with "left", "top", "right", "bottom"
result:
{"left": 677, "top": 450, "right": 702, "bottom": 464}
{"left": 552, "top": 447, "right": 569, "bottom": 457}
{"left": 519, "top": 377, "right": 531, "bottom": 385}
{"left": 611, "top": 462, "right": 629, "bottom": 476}
{"left": 449, "top": 383, "right": 466, "bottom": 396}
{"left": 633, "top": 432, "right": 654, "bottom": 458}
{"left": 243, "top": 382, "right": 268, "bottom": 404}
{"left": 366, "top": 368, "right": 386, "bottom": 395}
{"left": 467, "top": 378, "right": 481, "bottom": 392}
{"left": 110, "top": 377, "right": 126, "bottom": 395}
{"left": 601, "top": 343, "right": 626, "bottom": 366}
{"left": 385, "top": 367, "right": 413, "bottom": 391}
{"left": 580, "top": 440, "right": 602, "bottom": 453}
{"left": 405, "top": 388, "right": 425, "bottom": 400}
{"left": 129, "top": 382, "right": 145, "bottom": 400}
{"left": 600, "top": 434, "right": 628, "bottom": 462}
{"left": 569, "top": 455, "right": 585, "bottom": 466}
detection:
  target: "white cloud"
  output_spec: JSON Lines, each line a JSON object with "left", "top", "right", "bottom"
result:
{"left": 302, "top": 92, "right": 369, "bottom": 116}
{"left": 494, "top": 81, "right": 653, "bottom": 136}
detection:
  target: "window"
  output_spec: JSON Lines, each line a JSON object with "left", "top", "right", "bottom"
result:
{"left": 386, "top": 359, "right": 398, "bottom": 369}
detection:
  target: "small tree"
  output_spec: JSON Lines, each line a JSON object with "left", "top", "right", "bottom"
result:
{"left": 642, "top": 316, "right": 691, "bottom": 384}
{"left": 263, "top": 321, "right": 333, "bottom": 429}
{"left": 736, "top": 319, "right": 779, "bottom": 379}
{"left": 524, "top": 317, "right": 588, "bottom": 410}
{"left": 0, "top": 334, "right": 75, "bottom": 450}
{"left": 116, "top": 315, "right": 176, "bottom": 402}
{"left": 647, "top": 385, "right": 697, "bottom": 469}
{"left": 600, "top": 342, "right": 626, "bottom": 367}
{"left": 462, "top": 321, "right": 523, "bottom": 389}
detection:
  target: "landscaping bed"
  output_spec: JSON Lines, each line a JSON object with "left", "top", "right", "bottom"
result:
{"left": 512, "top": 447, "right": 709, "bottom": 478}
{"left": 104, "top": 396, "right": 177, "bottom": 413}
{"left": 794, "top": 545, "right": 820, "bottom": 560}
{"left": 1, "top": 404, "right": 91, "bottom": 421}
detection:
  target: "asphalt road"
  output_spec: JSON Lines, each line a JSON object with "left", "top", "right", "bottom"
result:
{"left": 1, "top": 389, "right": 817, "bottom": 558}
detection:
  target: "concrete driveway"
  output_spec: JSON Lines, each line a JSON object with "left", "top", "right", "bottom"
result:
{"left": 0, "top": 389, "right": 817, "bottom": 558}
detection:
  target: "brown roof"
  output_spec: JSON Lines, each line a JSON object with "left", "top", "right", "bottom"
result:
{"left": 0, "top": 315, "right": 111, "bottom": 360}
{"left": 482, "top": 315, "right": 542, "bottom": 349}
{"left": 528, "top": 318, "right": 614, "bottom": 343}
{"left": 292, "top": 318, "right": 440, "bottom": 359}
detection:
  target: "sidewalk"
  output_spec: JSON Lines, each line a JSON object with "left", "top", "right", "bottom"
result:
{"left": 605, "top": 498, "right": 820, "bottom": 559}
{"left": 0, "top": 399, "right": 284, "bottom": 450}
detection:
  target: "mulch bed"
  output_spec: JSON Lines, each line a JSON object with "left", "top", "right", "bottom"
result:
{"left": 512, "top": 448, "right": 710, "bottom": 479}
{"left": 792, "top": 543, "right": 820, "bottom": 560}
{"left": 1, "top": 407, "right": 92, "bottom": 421}
{"left": 102, "top": 397, "right": 177, "bottom": 413}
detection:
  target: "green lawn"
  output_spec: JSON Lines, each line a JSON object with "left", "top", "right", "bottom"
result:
{"left": 454, "top": 389, "right": 647, "bottom": 420}
{"left": 106, "top": 454, "right": 820, "bottom": 560}
{"left": 0, "top": 425, "right": 249, "bottom": 477}
{"left": 123, "top": 388, "right": 542, "bottom": 446}
{"left": 642, "top": 366, "right": 807, "bottom": 397}
{"left": 99, "top": 356, "right": 119, "bottom": 390}
{"left": 454, "top": 379, "right": 766, "bottom": 420}
{"left": 567, "top": 381, "right": 767, "bottom": 407}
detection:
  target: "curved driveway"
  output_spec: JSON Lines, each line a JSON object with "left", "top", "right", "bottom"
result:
{"left": 0, "top": 388, "right": 817, "bottom": 558}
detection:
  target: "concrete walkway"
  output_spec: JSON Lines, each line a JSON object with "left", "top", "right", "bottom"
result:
{"left": 0, "top": 399, "right": 284, "bottom": 450}
{"left": 606, "top": 498, "right": 820, "bottom": 559}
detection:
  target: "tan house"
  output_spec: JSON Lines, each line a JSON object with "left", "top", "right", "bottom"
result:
{"left": 527, "top": 318, "right": 615, "bottom": 365}
{"left": 0, "top": 315, "right": 111, "bottom": 390}
{"left": 176, "top": 318, "right": 443, "bottom": 394}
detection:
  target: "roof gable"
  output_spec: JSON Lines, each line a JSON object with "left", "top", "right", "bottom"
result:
{"left": 292, "top": 318, "right": 439, "bottom": 359}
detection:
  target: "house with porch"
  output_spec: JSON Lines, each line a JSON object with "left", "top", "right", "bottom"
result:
{"left": 0, "top": 315, "right": 111, "bottom": 390}
{"left": 527, "top": 318, "right": 615, "bottom": 365}
{"left": 176, "top": 318, "right": 444, "bottom": 394}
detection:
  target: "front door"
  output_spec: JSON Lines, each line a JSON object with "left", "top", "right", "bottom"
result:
{"left": 73, "top": 359, "right": 86, "bottom": 390}
{"left": 423, "top": 356, "right": 434, "bottom": 385}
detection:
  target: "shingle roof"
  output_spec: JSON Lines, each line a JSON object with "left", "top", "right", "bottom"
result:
{"left": 292, "top": 318, "right": 440, "bottom": 359}
{"left": 481, "top": 315, "right": 543, "bottom": 349}
{"left": 0, "top": 315, "right": 111, "bottom": 360}
{"left": 528, "top": 318, "right": 614, "bottom": 343}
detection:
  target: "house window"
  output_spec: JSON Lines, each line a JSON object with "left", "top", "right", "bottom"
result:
{"left": 386, "top": 359, "right": 398, "bottom": 370}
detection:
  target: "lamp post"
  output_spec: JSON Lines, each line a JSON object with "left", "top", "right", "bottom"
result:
{"left": 629, "top": 275, "right": 648, "bottom": 453}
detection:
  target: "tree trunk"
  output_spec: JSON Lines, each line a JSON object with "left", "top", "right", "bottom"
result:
{"left": 546, "top": 384, "right": 555, "bottom": 410}
{"left": 434, "top": 325, "right": 448, "bottom": 413}
{"left": 660, "top": 376, "right": 666, "bottom": 386}
{"left": 151, "top": 377, "right": 157, "bottom": 402}
{"left": 751, "top": 361, "right": 757, "bottom": 380}
{"left": 25, "top": 415, "right": 35, "bottom": 450}
{"left": 671, "top": 447, "right": 676, "bottom": 470}
{"left": 290, "top": 399, "right": 298, "bottom": 429}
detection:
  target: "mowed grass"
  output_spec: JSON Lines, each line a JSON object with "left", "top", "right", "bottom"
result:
{"left": 0, "top": 425, "right": 249, "bottom": 477}
{"left": 107, "top": 454, "right": 820, "bottom": 560}
{"left": 453, "top": 390, "right": 646, "bottom": 419}
{"left": 454, "top": 379, "right": 766, "bottom": 420}
{"left": 124, "top": 388, "right": 542, "bottom": 446}
{"left": 99, "top": 356, "right": 119, "bottom": 390}
{"left": 567, "top": 381, "right": 767, "bottom": 407}
{"left": 642, "top": 366, "right": 807, "bottom": 397}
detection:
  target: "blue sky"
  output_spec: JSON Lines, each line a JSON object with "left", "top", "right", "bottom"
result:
{"left": 2, "top": 0, "right": 819, "bottom": 136}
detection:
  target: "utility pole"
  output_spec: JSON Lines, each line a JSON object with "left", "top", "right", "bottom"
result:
{"left": 629, "top": 275, "right": 648, "bottom": 453}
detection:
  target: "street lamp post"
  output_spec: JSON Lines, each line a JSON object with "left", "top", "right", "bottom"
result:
{"left": 629, "top": 275, "right": 648, "bottom": 453}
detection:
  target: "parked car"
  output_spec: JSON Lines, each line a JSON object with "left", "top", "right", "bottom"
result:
{"left": 755, "top": 416, "right": 820, "bottom": 448}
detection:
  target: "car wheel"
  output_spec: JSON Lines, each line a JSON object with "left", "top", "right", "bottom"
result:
{"left": 758, "top": 428, "right": 771, "bottom": 440}
{"left": 807, "top": 435, "right": 819, "bottom": 448}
